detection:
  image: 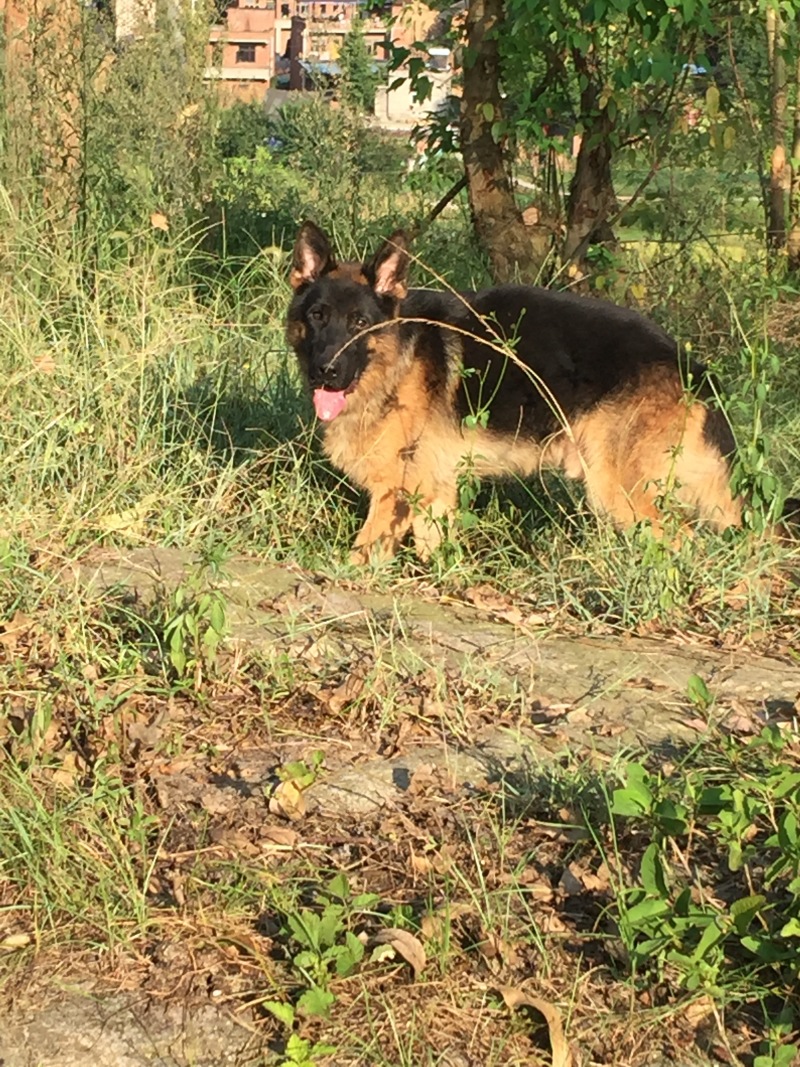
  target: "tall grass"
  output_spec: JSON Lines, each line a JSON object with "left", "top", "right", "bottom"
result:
{"left": 0, "top": 184, "right": 798, "bottom": 639}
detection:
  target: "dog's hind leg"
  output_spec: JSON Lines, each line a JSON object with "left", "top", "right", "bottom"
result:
{"left": 576, "top": 391, "right": 742, "bottom": 533}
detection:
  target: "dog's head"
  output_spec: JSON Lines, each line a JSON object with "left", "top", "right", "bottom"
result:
{"left": 286, "top": 221, "right": 409, "bottom": 422}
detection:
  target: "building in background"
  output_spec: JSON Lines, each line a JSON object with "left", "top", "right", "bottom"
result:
{"left": 205, "top": 0, "right": 450, "bottom": 105}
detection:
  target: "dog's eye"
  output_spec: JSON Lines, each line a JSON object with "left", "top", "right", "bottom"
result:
{"left": 309, "top": 306, "right": 325, "bottom": 322}
{"left": 351, "top": 315, "right": 368, "bottom": 331}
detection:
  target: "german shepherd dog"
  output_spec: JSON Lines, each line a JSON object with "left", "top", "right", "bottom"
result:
{"left": 286, "top": 220, "right": 744, "bottom": 564}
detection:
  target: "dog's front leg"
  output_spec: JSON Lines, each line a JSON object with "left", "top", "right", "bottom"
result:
{"left": 349, "top": 488, "right": 413, "bottom": 565}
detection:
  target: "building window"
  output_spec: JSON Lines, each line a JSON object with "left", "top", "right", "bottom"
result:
{"left": 236, "top": 43, "right": 257, "bottom": 62}
{"left": 280, "top": 2, "right": 289, "bottom": 12}
{"left": 320, "top": 2, "right": 326, "bottom": 11}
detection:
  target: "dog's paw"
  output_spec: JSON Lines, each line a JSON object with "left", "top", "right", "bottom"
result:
{"left": 348, "top": 540, "right": 396, "bottom": 566}
{"left": 348, "top": 545, "right": 370, "bottom": 566}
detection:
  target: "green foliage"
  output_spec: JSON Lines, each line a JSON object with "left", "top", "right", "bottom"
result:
{"left": 216, "top": 99, "right": 268, "bottom": 159}
{"left": 337, "top": 17, "right": 382, "bottom": 113}
{"left": 160, "top": 547, "right": 229, "bottom": 686}
{"left": 266, "top": 873, "right": 380, "bottom": 1020}
{"left": 86, "top": 1, "right": 217, "bottom": 236}
{"left": 607, "top": 727, "right": 800, "bottom": 1061}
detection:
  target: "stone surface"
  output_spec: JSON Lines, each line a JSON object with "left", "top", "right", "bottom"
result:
{"left": 0, "top": 989, "right": 260, "bottom": 1067}
{"left": 15, "top": 545, "right": 792, "bottom": 1065}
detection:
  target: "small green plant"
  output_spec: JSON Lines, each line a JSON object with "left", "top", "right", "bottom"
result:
{"left": 266, "top": 873, "right": 380, "bottom": 1019}
{"left": 728, "top": 335, "right": 786, "bottom": 532}
{"left": 606, "top": 730, "right": 800, "bottom": 1049}
{"left": 161, "top": 547, "right": 229, "bottom": 687}
{"left": 277, "top": 1033, "right": 337, "bottom": 1067}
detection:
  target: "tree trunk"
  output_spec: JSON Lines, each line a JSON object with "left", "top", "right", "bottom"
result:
{"left": 459, "top": 0, "right": 549, "bottom": 283}
{"left": 766, "top": 5, "right": 788, "bottom": 255}
{"left": 787, "top": 46, "right": 800, "bottom": 270}
{"left": 563, "top": 48, "right": 617, "bottom": 270}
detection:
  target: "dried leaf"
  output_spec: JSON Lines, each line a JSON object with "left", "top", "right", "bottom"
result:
{"left": 420, "top": 901, "right": 473, "bottom": 941}
{"left": 127, "top": 720, "right": 163, "bottom": 751}
{"left": 318, "top": 671, "right": 366, "bottom": 714}
{"left": 0, "top": 611, "right": 34, "bottom": 651}
{"left": 373, "top": 927, "right": 426, "bottom": 979}
{"left": 477, "top": 929, "right": 521, "bottom": 970}
{"left": 500, "top": 986, "right": 573, "bottom": 1067}
{"left": 683, "top": 993, "right": 716, "bottom": 1033}
{"left": 268, "top": 779, "right": 306, "bottom": 821}
{"left": 261, "top": 825, "right": 299, "bottom": 848}
{"left": 209, "top": 827, "right": 259, "bottom": 856}
{"left": 465, "top": 583, "right": 523, "bottom": 625}
{"left": 51, "top": 752, "right": 79, "bottom": 788}
{"left": 558, "top": 866, "right": 584, "bottom": 896}
{"left": 199, "top": 788, "right": 237, "bottom": 816}
{"left": 150, "top": 211, "right": 169, "bottom": 232}
{"left": 1, "top": 932, "right": 31, "bottom": 951}
{"left": 97, "top": 493, "right": 158, "bottom": 536}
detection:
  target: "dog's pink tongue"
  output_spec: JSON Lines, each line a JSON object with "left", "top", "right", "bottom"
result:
{"left": 313, "top": 388, "right": 347, "bottom": 422}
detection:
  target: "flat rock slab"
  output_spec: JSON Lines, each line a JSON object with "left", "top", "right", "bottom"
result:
{"left": 0, "top": 989, "right": 259, "bottom": 1067}
{"left": 75, "top": 547, "right": 800, "bottom": 818}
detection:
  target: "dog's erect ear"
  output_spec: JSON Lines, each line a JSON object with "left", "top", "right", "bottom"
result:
{"left": 363, "top": 231, "right": 410, "bottom": 300}
{"left": 290, "top": 221, "right": 337, "bottom": 289}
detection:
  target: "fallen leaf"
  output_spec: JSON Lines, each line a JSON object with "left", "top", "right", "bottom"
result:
{"left": 410, "top": 852, "right": 433, "bottom": 875}
{"left": 683, "top": 993, "right": 716, "bottom": 1033}
{"left": 0, "top": 611, "right": 34, "bottom": 652}
{"left": 465, "top": 583, "right": 523, "bottom": 625}
{"left": 318, "top": 670, "right": 367, "bottom": 714}
{"left": 477, "top": 928, "right": 521, "bottom": 970}
{"left": 97, "top": 493, "right": 158, "bottom": 537}
{"left": 150, "top": 211, "right": 169, "bottom": 232}
{"left": 0, "top": 932, "right": 31, "bottom": 951}
{"left": 261, "top": 825, "right": 299, "bottom": 848}
{"left": 500, "top": 986, "right": 573, "bottom": 1067}
{"left": 127, "top": 719, "right": 163, "bottom": 751}
{"left": 199, "top": 788, "right": 237, "bottom": 816}
{"left": 420, "top": 901, "right": 473, "bottom": 940}
{"left": 51, "top": 752, "right": 79, "bottom": 788}
{"left": 268, "top": 779, "right": 306, "bottom": 821}
{"left": 178, "top": 102, "right": 200, "bottom": 121}
{"left": 372, "top": 927, "right": 426, "bottom": 979}
{"left": 558, "top": 866, "right": 584, "bottom": 896}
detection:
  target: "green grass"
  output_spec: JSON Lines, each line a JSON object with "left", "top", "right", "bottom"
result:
{"left": 1, "top": 163, "right": 800, "bottom": 1065}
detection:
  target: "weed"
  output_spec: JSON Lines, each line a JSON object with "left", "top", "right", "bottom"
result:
{"left": 159, "top": 546, "right": 230, "bottom": 687}
{"left": 266, "top": 872, "right": 380, "bottom": 1019}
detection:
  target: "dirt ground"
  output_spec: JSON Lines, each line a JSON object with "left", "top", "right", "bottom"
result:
{"left": 2, "top": 547, "right": 799, "bottom": 1067}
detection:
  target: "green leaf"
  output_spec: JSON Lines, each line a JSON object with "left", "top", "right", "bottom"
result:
{"left": 691, "top": 918, "right": 726, "bottom": 961}
{"left": 262, "top": 1000, "right": 295, "bottom": 1027}
{"left": 779, "top": 917, "right": 800, "bottom": 938}
{"left": 640, "top": 843, "right": 669, "bottom": 897}
{"left": 686, "top": 673, "right": 711, "bottom": 710}
{"left": 705, "top": 85, "right": 719, "bottom": 119}
{"left": 612, "top": 788, "right": 648, "bottom": 816}
{"left": 209, "top": 597, "right": 226, "bottom": 635}
{"left": 318, "top": 903, "right": 346, "bottom": 948}
{"left": 727, "top": 841, "right": 744, "bottom": 872}
{"left": 731, "top": 894, "right": 766, "bottom": 936}
{"left": 327, "top": 872, "right": 350, "bottom": 900}
{"left": 481, "top": 101, "right": 495, "bottom": 122}
{"left": 625, "top": 897, "right": 671, "bottom": 925}
{"left": 778, "top": 810, "right": 799, "bottom": 850}
{"left": 296, "top": 986, "right": 335, "bottom": 1018}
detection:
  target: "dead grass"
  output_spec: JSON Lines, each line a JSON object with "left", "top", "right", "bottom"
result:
{"left": 1, "top": 570, "right": 799, "bottom": 1066}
